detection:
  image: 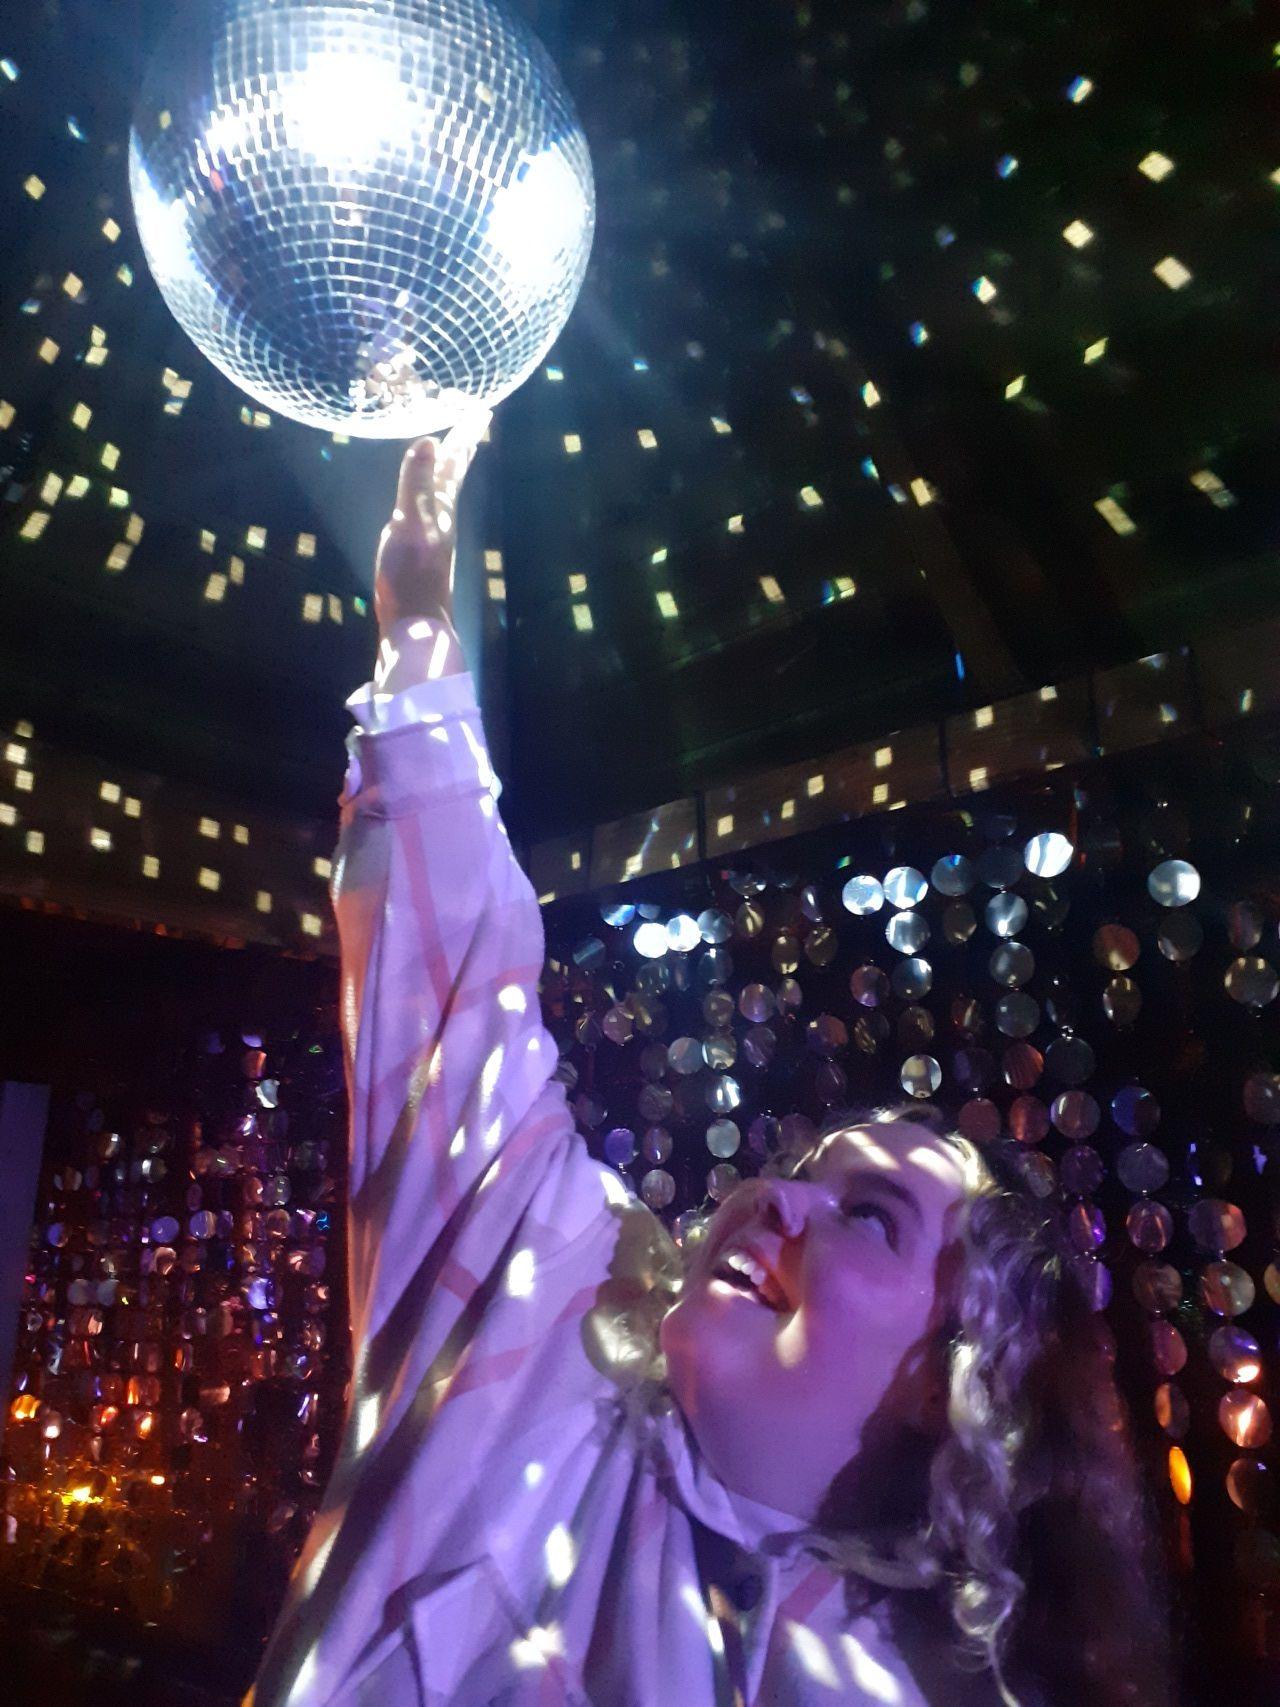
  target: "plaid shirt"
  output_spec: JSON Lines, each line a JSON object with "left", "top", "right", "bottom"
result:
{"left": 245, "top": 658, "right": 930, "bottom": 1707}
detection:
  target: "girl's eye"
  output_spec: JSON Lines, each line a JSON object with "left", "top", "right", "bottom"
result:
{"left": 843, "top": 1202, "right": 897, "bottom": 1248}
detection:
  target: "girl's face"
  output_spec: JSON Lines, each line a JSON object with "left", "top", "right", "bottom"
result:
{"left": 659, "top": 1120, "right": 970, "bottom": 1523}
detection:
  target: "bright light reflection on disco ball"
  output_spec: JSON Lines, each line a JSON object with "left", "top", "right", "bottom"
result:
{"left": 129, "top": 0, "right": 595, "bottom": 437}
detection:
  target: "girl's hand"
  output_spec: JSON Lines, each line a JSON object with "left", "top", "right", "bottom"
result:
{"left": 373, "top": 406, "right": 492, "bottom": 637}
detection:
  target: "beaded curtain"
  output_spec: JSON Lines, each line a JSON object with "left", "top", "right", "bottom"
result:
{"left": 3, "top": 731, "right": 1279, "bottom": 1698}
{"left": 539, "top": 734, "right": 1280, "bottom": 1693}
{"left": 1, "top": 1002, "right": 350, "bottom": 1678}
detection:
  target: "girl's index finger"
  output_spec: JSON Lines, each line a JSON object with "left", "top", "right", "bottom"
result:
{"left": 393, "top": 436, "right": 436, "bottom": 524}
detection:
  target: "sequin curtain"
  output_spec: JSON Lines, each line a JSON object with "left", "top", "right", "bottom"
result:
{"left": 540, "top": 734, "right": 1280, "bottom": 1690}
{"left": 1, "top": 1003, "right": 349, "bottom": 1671}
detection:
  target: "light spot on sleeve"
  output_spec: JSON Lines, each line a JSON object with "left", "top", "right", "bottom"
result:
{"left": 408, "top": 1045, "right": 444, "bottom": 1114}
{"left": 497, "top": 983, "right": 527, "bottom": 1013}
{"left": 509, "top": 1623, "right": 564, "bottom": 1669}
{"left": 285, "top": 1646, "right": 320, "bottom": 1706}
{"left": 461, "top": 719, "right": 497, "bottom": 791}
{"left": 425, "top": 625, "right": 453, "bottom": 680}
{"left": 506, "top": 1248, "right": 536, "bottom": 1297}
{"left": 841, "top": 1632, "right": 902, "bottom": 1704}
{"left": 599, "top": 1169, "right": 632, "bottom": 1208}
{"left": 544, "top": 1522, "right": 576, "bottom": 1587}
{"left": 680, "top": 1582, "right": 708, "bottom": 1628}
{"left": 481, "top": 1044, "right": 505, "bottom": 1105}
{"left": 789, "top": 1621, "right": 842, "bottom": 1688}
{"left": 355, "top": 1392, "right": 381, "bottom": 1451}
{"left": 299, "top": 1526, "right": 338, "bottom": 1597}
{"left": 523, "top": 1461, "right": 545, "bottom": 1487}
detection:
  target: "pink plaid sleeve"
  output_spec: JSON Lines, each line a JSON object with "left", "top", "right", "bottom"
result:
{"left": 243, "top": 671, "right": 660, "bottom": 1707}
{"left": 331, "top": 673, "right": 575, "bottom": 1354}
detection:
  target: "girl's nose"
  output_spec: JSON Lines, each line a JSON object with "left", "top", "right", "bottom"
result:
{"left": 755, "top": 1177, "right": 809, "bottom": 1241}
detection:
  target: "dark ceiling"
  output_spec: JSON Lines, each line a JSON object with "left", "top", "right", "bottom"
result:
{"left": 0, "top": 0, "right": 1275, "bottom": 846}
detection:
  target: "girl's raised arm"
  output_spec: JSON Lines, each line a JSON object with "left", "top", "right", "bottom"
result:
{"left": 334, "top": 420, "right": 578, "bottom": 1356}
{"left": 247, "top": 429, "right": 678, "bottom": 1707}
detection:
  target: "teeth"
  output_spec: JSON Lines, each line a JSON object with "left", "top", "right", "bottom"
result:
{"left": 724, "top": 1249, "right": 770, "bottom": 1294}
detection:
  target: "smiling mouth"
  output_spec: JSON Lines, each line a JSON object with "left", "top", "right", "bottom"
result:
{"left": 710, "top": 1249, "right": 789, "bottom": 1313}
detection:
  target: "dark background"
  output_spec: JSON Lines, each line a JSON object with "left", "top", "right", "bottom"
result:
{"left": 0, "top": 0, "right": 1276, "bottom": 843}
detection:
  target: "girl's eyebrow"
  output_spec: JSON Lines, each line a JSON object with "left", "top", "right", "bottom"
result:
{"left": 800, "top": 1154, "right": 924, "bottom": 1227}
{"left": 848, "top": 1172, "right": 924, "bottom": 1227}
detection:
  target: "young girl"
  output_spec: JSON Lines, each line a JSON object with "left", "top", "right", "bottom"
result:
{"left": 246, "top": 428, "right": 1172, "bottom": 1707}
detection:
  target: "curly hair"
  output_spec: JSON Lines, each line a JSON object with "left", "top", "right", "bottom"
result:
{"left": 790, "top": 1101, "right": 1174, "bottom": 1707}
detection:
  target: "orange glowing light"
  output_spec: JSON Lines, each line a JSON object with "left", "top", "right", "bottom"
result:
{"left": 10, "top": 1394, "right": 39, "bottom": 1422}
{"left": 1168, "top": 1445, "right": 1193, "bottom": 1505}
{"left": 150, "top": 1473, "right": 166, "bottom": 1486}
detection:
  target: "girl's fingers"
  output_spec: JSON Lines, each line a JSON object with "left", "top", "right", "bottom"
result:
{"left": 391, "top": 406, "right": 489, "bottom": 530}
{"left": 393, "top": 436, "right": 436, "bottom": 526}
{"left": 437, "top": 405, "right": 493, "bottom": 487}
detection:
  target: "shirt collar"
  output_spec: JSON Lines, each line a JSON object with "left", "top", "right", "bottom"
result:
{"left": 651, "top": 1394, "right": 815, "bottom": 1561}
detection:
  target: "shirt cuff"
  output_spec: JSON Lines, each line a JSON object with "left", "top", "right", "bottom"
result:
{"left": 341, "top": 670, "right": 501, "bottom": 807}
{"left": 345, "top": 668, "right": 478, "bottom": 735}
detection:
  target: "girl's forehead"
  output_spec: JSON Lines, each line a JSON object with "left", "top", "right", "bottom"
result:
{"left": 811, "top": 1122, "right": 969, "bottom": 1196}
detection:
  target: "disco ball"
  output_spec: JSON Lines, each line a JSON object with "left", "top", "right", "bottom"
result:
{"left": 128, "top": 0, "right": 595, "bottom": 437}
